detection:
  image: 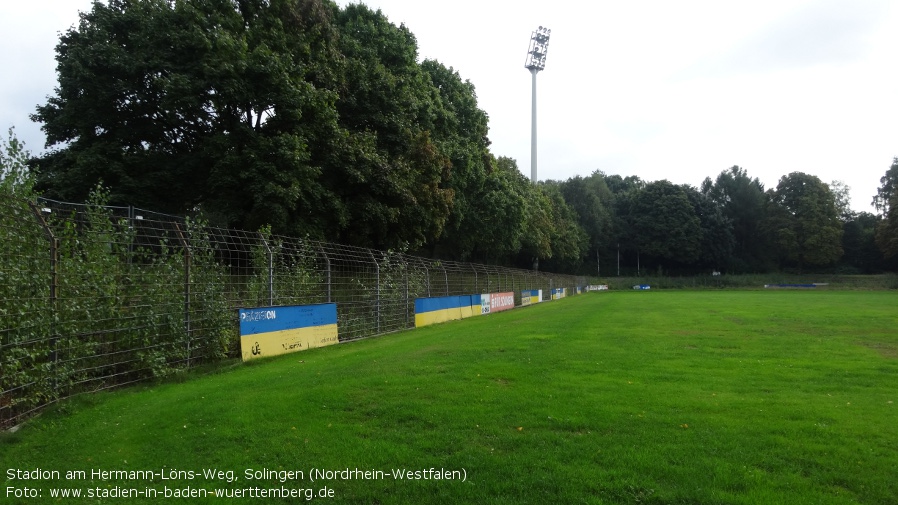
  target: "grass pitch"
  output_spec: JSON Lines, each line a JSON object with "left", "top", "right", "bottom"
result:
{"left": 3, "top": 290, "right": 897, "bottom": 504}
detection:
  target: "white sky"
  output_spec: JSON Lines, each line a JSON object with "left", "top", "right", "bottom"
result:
{"left": 3, "top": 0, "right": 897, "bottom": 212}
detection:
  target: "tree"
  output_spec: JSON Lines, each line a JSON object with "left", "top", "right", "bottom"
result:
{"left": 872, "top": 157, "right": 898, "bottom": 214}
{"left": 464, "top": 156, "right": 530, "bottom": 261}
{"left": 33, "top": 0, "right": 341, "bottom": 235}
{"left": 628, "top": 180, "right": 703, "bottom": 268}
{"left": 419, "top": 60, "right": 499, "bottom": 260}
{"left": 1, "top": 128, "right": 36, "bottom": 197}
{"left": 841, "top": 212, "right": 884, "bottom": 273}
{"left": 541, "top": 183, "right": 590, "bottom": 270}
{"left": 519, "top": 182, "right": 588, "bottom": 271}
{"left": 701, "top": 166, "right": 771, "bottom": 272}
{"left": 518, "top": 184, "right": 554, "bottom": 269}
{"left": 559, "top": 173, "right": 614, "bottom": 256}
{"left": 873, "top": 158, "right": 898, "bottom": 261}
{"left": 875, "top": 198, "right": 898, "bottom": 260}
{"left": 31, "top": 0, "right": 462, "bottom": 251}
{"left": 765, "top": 172, "right": 843, "bottom": 271}
{"left": 604, "top": 173, "right": 645, "bottom": 195}
{"left": 682, "top": 184, "right": 735, "bottom": 270}
{"left": 329, "top": 4, "right": 455, "bottom": 249}
{"left": 829, "top": 180, "right": 855, "bottom": 222}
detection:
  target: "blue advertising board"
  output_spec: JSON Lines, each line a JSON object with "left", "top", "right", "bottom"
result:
{"left": 239, "top": 303, "right": 338, "bottom": 361}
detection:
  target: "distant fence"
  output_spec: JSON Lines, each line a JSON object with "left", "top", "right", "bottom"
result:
{"left": 1, "top": 196, "right": 590, "bottom": 428}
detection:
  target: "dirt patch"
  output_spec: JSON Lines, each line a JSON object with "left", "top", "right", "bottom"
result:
{"left": 859, "top": 341, "right": 898, "bottom": 359}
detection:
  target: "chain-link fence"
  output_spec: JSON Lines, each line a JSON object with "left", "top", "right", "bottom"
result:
{"left": 1, "top": 195, "right": 590, "bottom": 428}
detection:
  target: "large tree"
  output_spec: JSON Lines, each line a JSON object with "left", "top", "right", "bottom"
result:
{"left": 872, "top": 157, "right": 898, "bottom": 214}
{"left": 842, "top": 212, "right": 884, "bottom": 273}
{"left": 627, "top": 180, "right": 703, "bottom": 268}
{"left": 326, "top": 3, "right": 454, "bottom": 249}
{"left": 419, "top": 60, "right": 501, "bottom": 260}
{"left": 1, "top": 128, "right": 35, "bottom": 197}
{"left": 682, "top": 184, "right": 735, "bottom": 270}
{"left": 829, "top": 180, "right": 855, "bottom": 222}
{"left": 31, "top": 0, "right": 456, "bottom": 251}
{"left": 558, "top": 172, "right": 614, "bottom": 264}
{"left": 764, "top": 172, "right": 843, "bottom": 271}
{"left": 701, "top": 166, "right": 771, "bottom": 272}
{"left": 518, "top": 183, "right": 587, "bottom": 271}
{"left": 33, "top": 0, "right": 341, "bottom": 232}
{"left": 873, "top": 158, "right": 898, "bottom": 260}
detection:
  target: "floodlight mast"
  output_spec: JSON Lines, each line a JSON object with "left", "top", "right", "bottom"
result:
{"left": 524, "top": 26, "right": 550, "bottom": 183}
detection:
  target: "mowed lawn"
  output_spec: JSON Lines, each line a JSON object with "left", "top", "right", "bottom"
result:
{"left": 2, "top": 291, "right": 897, "bottom": 504}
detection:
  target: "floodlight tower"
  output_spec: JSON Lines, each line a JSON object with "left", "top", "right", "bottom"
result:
{"left": 524, "top": 26, "right": 551, "bottom": 183}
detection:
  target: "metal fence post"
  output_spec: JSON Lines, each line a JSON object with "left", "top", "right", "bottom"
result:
{"left": 259, "top": 232, "right": 273, "bottom": 306}
{"left": 29, "top": 203, "right": 59, "bottom": 389}
{"left": 404, "top": 257, "right": 410, "bottom": 328}
{"left": 319, "top": 246, "right": 331, "bottom": 303}
{"left": 443, "top": 264, "right": 449, "bottom": 296}
{"left": 173, "top": 223, "right": 192, "bottom": 367}
{"left": 370, "top": 251, "right": 381, "bottom": 334}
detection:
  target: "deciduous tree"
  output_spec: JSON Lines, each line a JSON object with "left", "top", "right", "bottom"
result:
{"left": 1, "top": 128, "right": 36, "bottom": 197}
{"left": 682, "top": 184, "right": 734, "bottom": 270}
{"left": 701, "top": 166, "right": 771, "bottom": 272}
{"left": 765, "top": 172, "right": 843, "bottom": 271}
{"left": 873, "top": 158, "right": 898, "bottom": 260}
{"left": 628, "top": 180, "right": 702, "bottom": 267}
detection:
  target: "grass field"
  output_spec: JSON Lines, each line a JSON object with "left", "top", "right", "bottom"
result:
{"left": 2, "top": 291, "right": 897, "bottom": 504}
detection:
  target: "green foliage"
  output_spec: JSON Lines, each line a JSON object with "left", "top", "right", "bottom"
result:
{"left": 1, "top": 186, "right": 239, "bottom": 423}
{"left": 829, "top": 179, "right": 855, "bottom": 222}
{"left": 682, "top": 184, "right": 735, "bottom": 269}
{"left": 765, "top": 172, "right": 844, "bottom": 271}
{"left": 702, "top": 166, "right": 771, "bottom": 272}
{"left": 518, "top": 181, "right": 589, "bottom": 269}
{"left": 557, "top": 172, "right": 615, "bottom": 272}
{"left": 419, "top": 60, "right": 498, "bottom": 259}
{"left": 0, "top": 128, "right": 36, "bottom": 197}
{"left": 539, "top": 183, "right": 589, "bottom": 268}
{"left": 874, "top": 158, "right": 898, "bottom": 260}
{"left": 875, "top": 193, "right": 898, "bottom": 259}
{"left": 841, "top": 212, "right": 884, "bottom": 273}
{"left": 0, "top": 199, "right": 54, "bottom": 415}
{"left": 248, "top": 226, "right": 327, "bottom": 307}
{"left": 872, "top": 157, "right": 898, "bottom": 214}
{"left": 25, "top": 0, "right": 891, "bottom": 275}
{"left": 434, "top": 155, "right": 531, "bottom": 262}
{"left": 628, "top": 180, "right": 703, "bottom": 266}
{"left": 327, "top": 9, "right": 457, "bottom": 250}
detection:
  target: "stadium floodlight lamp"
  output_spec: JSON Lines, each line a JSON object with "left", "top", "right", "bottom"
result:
{"left": 524, "top": 26, "right": 551, "bottom": 72}
{"left": 524, "top": 26, "right": 551, "bottom": 183}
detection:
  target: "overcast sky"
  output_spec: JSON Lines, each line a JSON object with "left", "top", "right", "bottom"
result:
{"left": 3, "top": 0, "right": 897, "bottom": 212}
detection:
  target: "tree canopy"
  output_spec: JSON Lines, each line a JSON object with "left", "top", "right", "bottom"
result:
{"left": 25, "top": 0, "right": 896, "bottom": 274}
{"left": 765, "top": 172, "right": 843, "bottom": 271}
{"left": 874, "top": 158, "right": 898, "bottom": 259}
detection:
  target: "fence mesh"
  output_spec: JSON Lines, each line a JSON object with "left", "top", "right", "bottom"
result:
{"left": 1, "top": 195, "right": 590, "bottom": 429}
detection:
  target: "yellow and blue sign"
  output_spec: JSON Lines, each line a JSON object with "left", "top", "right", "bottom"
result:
{"left": 551, "top": 288, "right": 567, "bottom": 300}
{"left": 239, "top": 303, "right": 338, "bottom": 361}
{"left": 414, "top": 295, "right": 481, "bottom": 328}
{"left": 521, "top": 289, "right": 542, "bottom": 306}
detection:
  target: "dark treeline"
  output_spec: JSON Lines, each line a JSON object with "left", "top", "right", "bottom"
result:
{"left": 543, "top": 164, "right": 898, "bottom": 275}
{"left": 23, "top": 0, "right": 898, "bottom": 275}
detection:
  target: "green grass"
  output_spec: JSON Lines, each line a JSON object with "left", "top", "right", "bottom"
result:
{"left": 3, "top": 291, "right": 897, "bottom": 504}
